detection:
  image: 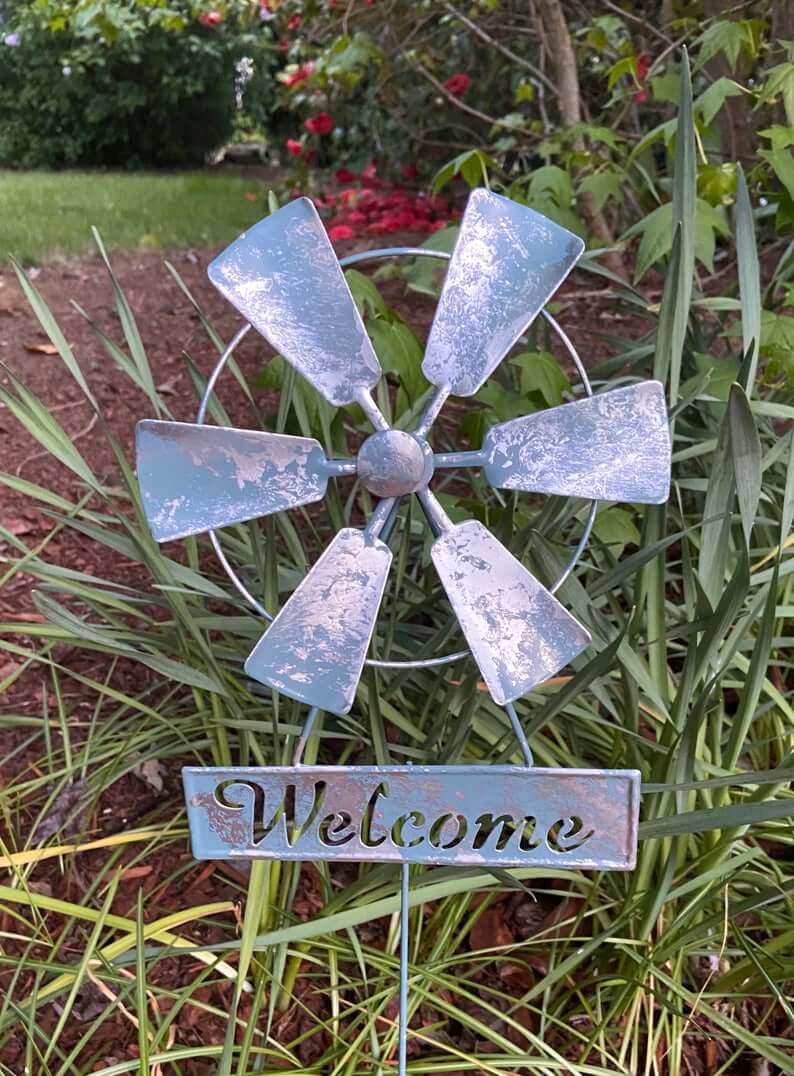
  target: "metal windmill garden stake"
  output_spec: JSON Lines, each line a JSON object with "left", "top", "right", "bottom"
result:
{"left": 136, "top": 190, "right": 671, "bottom": 1071}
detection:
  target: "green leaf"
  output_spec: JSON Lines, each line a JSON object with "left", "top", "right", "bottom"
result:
{"left": 607, "top": 55, "right": 638, "bottom": 91}
{"left": 593, "top": 507, "right": 641, "bottom": 554}
{"left": 640, "top": 797, "right": 794, "bottom": 839}
{"left": 728, "top": 383, "right": 761, "bottom": 548}
{"left": 758, "top": 61, "right": 794, "bottom": 127}
{"left": 626, "top": 198, "right": 727, "bottom": 280}
{"left": 759, "top": 128, "right": 794, "bottom": 202}
{"left": 696, "top": 77, "right": 744, "bottom": 127}
{"left": 699, "top": 19, "right": 748, "bottom": 69}
{"left": 735, "top": 166, "right": 761, "bottom": 392}
{"left": 509, "top": 351, "right": 569, "bottom": 406}
{"left": 671, "top": 50, "right": 696, "bottom": 405}
{"left": 368, "top": 316, "right": 428, "bottom": 407}
{"left": 431, "top": 150, "right": 494, "bottom": 195}
{"left": 402, "top": 226, "right": 458, "bottom": 298}
{"left": 345, "top": 269, "right": 387, "bottom": 318}
{"left": 578, "top": 169, "right": 623, "bottom": 212}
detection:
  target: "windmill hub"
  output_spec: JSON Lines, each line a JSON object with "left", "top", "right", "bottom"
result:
{"left": 357, "top": 430, "right": 432, "bottom": 497}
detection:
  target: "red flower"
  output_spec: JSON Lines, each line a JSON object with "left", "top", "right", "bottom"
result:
{"left": 400, "top": 163, "right": 419, "bottom": 180}
{"left": 303, "top": 147, "right": 318, "bottom": 162}
{"left": 444, "top": 73, "right": 471, "bottom": 97}
{"left": 360, "top": 158, "right": 378, "bottom": 181}
{"left": 287, "top": 14, "right": 301, "bottom": 29}
{"left": 636, "top": 52, "right": 652, "bottom": 82}
{"left": 633, "top": 88, "right": 649, "bottom": 104}
{"left": 286, "top": 138, "right": 303, "bottom": 157}
{"left": 305, "top": 112, "right": 334, "bottom": 136}
{"left": 199, "top": 10, "right": 222, "bottom": 25}
{"left": 328, "top": 224, "right": 355, "bottom": 241}
{"left": 335, "top": 167, "right": 356, "bottom": 184}
{"left": 284, "top": 63, "right": 313, "bottom": 87}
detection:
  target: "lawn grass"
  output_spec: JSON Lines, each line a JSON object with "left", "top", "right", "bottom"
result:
{"left": 0, "top": 169, "right": 273, "bottom": 263}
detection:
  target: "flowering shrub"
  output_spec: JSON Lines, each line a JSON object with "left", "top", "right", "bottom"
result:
{"left": 0, "top": 0, "right": 273, "bottom": 167}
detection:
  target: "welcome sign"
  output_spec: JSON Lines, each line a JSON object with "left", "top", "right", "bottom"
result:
{"left": 183, "top": 765, "right": 640, "bottom": 870}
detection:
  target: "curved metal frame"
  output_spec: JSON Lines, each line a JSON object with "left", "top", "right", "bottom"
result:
{"left": 196, "top": 245, "right": 597, "bottom": 672}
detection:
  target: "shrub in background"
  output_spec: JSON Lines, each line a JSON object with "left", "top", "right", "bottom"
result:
{"left": 0, "top": 0, "right": 273, "bottom": 168}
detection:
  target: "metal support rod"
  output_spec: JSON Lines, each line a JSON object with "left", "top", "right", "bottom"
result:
{"left": 398, "top": 862, "right": 410, "bottom": 1076}
{"left": 504, "top": 700, "right": 534, "bottom": 768}
{"left": 433, "top": 448, "right": 487, "bottom": 469}
{"left": 365, "top": 497, "right": 399, "bottom": 540}
{"left": 324, "top": 458, "right": 358, "bottom": 477}
{"left": 292, "top": 705, "right": 320, "bottom": 767}
{"left": 354, "top": 387, "right": 391, "bottom": 433}
{"left": 413, "top": 383, "right": 450, "bottom": 439}
{"left": 415, "top": 488, "right": 452, "bottom": 537}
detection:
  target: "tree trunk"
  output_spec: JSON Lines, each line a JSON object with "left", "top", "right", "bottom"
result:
{"left": 534, "top": 0, "right": 626, "bottom": 277}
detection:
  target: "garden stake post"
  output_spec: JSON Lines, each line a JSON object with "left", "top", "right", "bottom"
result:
{"left": 135, "top": 191, "right": 672, "bottom": 1072}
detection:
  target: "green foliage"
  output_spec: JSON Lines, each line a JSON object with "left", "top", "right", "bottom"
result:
{"left": 0, "top": 0, "right": 269, "bottom": 167}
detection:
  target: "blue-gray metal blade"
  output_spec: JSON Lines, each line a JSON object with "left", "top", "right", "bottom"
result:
{"left": 245, "top": 528, "right": 392, "bottom": 715}
{"left": 135, "top": 420, "right": 329, "bottom": 542}
{"left": 483, "top": 382, "right": 671, "bottom": 503}
{"left": 421, "top": 190, "right": 584, "bottom": 397}
{"left": 430, "top": 520, "right": 590, "bottom": 704}
{"left": 208, "top": 199, "right": 381, "bottom": 407}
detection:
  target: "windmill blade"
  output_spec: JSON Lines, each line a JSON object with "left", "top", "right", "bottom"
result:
{"left": 208, "top": 198, "right": 381, "bottom": 408}
{"left": 245, "top": 528, "right": 392, "bottom": 716}
{"left": 483, "top": 381, "right": 670, "bottom": 504}
{"left": 431, "top": 520, "right": 590, "bottom": 705}
{"left": 136, "top": 420, "right": 329, "bottom": 542}
{"left": 422, "top": 190, "right": 584, "bottom": 398}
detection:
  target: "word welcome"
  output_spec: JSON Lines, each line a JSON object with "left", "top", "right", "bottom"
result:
{"left": 184, "top": 766, "right": 639, "bottom": 870}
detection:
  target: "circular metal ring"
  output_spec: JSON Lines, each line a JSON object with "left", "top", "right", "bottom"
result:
{"left": 197, "top": 244, "right": 597, "bottom": 670}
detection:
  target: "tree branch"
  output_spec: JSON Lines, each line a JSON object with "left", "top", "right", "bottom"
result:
{"left": 442, "top": 2, "right": 557, "bottom": 94}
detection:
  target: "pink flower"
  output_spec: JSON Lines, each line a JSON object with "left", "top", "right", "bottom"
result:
{"left": 288, "top": 14, "right": 301, "bottom": 29}
{"left": 360, "top": 158, "right": 378, "bottom": 181}
{"left": 328, "top": 224, "right": 355, "bottom": 241}
{"left": 444, "top": 73, "right": 470, "bottom": 97}
{"left": 286, "top": 138, "right": 303, "bottom": 157}
{"left": 199, "top": 10, "right": 222, "bottom": 25}
{"left": 305, "top": 112, "right": 334, "bottom": 136}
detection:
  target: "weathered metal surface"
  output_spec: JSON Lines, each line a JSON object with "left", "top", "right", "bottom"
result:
{"left": 245, "top": 528, "right": 392, "bottom": 715}
{"left": 183, "top": 765, "right": 640, "bottom": 869}
{"left": 136, "top": 420, "right": 329, "bottom": 542}
{"left": 357, "top": 430, "right": 433, "bottom": 497}
{"left": 483, "top": 381, "right": 671, "bottom": 503}
{"left": 135, "top": 195, "right": 671, "bottom": 710}
{"left": 430, "top": 520, "right": 590, "bottom": 704}
{"left": 208, "top": 198, "right": 382, "bottom": 407}
{"left": 422, "top": 189, "right": 584, "bottom": 397}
